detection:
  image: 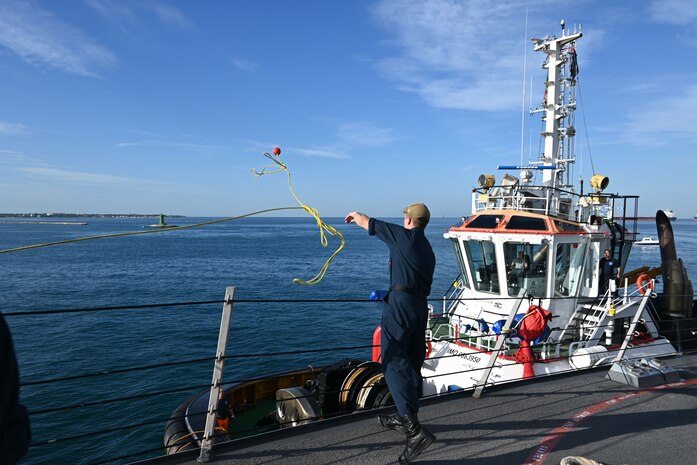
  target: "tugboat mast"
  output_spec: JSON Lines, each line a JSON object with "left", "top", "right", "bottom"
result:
{"left": 532, "top": 22, "right": 582, "bottom": 213}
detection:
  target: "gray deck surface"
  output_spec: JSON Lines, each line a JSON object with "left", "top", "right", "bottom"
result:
{"left": 148, "top": 353, "right": 697, "bottom": 465}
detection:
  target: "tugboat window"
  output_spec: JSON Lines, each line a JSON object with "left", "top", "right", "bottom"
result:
{"left": 505, "top": 216, "right": 548, "bottom": 231}
{"left": 554, "top": 243, "right": 587, "bottom": 297}
{"left": 505, "top": 242, "right": 549, "bottom": 297}
{"left": 465, "top": 215, "right": 504, "bottom": 229}
{"left": 451, "top": 238, "right": 470, "bottom": 289}
{"left": 554, "top": 220, "right": 583, "bottom": 231}
{"left": 464, "top": 240, "right": 499, "bottom": 294}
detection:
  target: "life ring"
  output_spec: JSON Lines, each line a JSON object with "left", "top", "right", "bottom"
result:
{"left": 636, "top": 273, "right": 654, "bottom": 295}
{"left": 425, "top": 341, "right": 432, "bottom": 358}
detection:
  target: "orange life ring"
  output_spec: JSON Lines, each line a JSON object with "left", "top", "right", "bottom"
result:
{"left": 425, "top": 341, "right": 432, "bottom": 358}
{"left": 636, "top": 273, "right": 654, "bottom": 295}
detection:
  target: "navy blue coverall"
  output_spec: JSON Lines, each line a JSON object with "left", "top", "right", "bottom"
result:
{"left": 1, "top": 312, "right": 31, "bottom": 464}
{"left": 369, "top": 218, "right": 436, "bottom": 417}
{"left": 599, "top": 255, "right": 618, "bottom": 294}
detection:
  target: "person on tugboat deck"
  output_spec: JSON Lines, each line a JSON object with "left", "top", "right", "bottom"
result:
{"left": 345, "top": 203, "right": 436, "bottom": 464}
{"left": 215, "top": 389, "right": 234, "bottom": 434}
{"left": 599, "top": 248, "right": 621, "bottom": 295}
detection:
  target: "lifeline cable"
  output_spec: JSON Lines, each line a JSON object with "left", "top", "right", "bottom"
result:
{"left": 251, "top": 147, "right": 345, "bottom": 285}
{"left": 6, "top": 293, "right": 696, "bottom": 317}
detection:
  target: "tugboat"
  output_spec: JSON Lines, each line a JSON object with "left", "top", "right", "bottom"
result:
{"left": 163, "top": 22, "right": 693, "bottom": 454}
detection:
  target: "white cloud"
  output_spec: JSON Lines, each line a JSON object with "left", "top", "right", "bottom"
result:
{"left": 84, "top": 0, "right": 193, "bottom": 31}
{"left": 291, "top": 147, "right": 349, "bottom": 159}
{"left": 337, "top": 122, "right": 394, "bottom": 147}
{"left": 623, "top": 83, "right": 697, "bottom": 145}
{"left": 241, "top": 120, "right": 394, "bottom": 160}
{"left": 647, "top": 0, "right": 697, "bottom": 26}
{"left": 232, "top": 58, "right": 258, "bottom": 73}
{"left": 117, "top": 140, "right": 226, "bottom": 150}
{"left": 646, "top": 0, "right": 697, "bottom": 47}
{"left": 0, "top": 120, "right": 28, "bottom": 135}
{"left": 371, "top": 0, "right": 537, "bottom": 111}
{"left": 0, "top": 149, "right": 31, "bottom": 165}
{"left": 0, "top": 0, "right": 116, "bottom": 77}
{"left": 17, "top": 166, "right": 171, "bottom": 187}
{"left": 288, "top": 121, "right": 394, "bottom": 159}
{"left": 141, "top": 2, "right": 194, "bottom": 30}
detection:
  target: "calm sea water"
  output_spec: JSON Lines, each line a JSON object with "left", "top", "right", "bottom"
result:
{"left": 2, "top": 216, "right": 696, "bottom": 465}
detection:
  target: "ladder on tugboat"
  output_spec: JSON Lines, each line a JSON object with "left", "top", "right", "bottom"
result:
{"left": 558, "top": 292, "right": 637, "bottom": 345}
{"left": 442, "top": 274, "right": 466, "bottom": 316}
{"left": 558, "top": 302, "right": 606, "bottom": 344}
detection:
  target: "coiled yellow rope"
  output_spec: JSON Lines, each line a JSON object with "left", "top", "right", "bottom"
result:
{"left": 251, "top": 148, "right": 345, "bottom": 285}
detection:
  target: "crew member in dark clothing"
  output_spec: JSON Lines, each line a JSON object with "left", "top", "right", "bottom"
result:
{"left": 1, "top": 312, "right": 31, "bottom": 465}
{"left": 345, "top": 203, "right": 436, "bottom": 465}
{"left": 215, "top": 389, "right": 234, "bottom": 434}
{"left": 599, "top": 248, "right": 621, "bottom": 295}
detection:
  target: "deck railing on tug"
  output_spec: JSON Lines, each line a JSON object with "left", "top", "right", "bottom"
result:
{"left": 436, "top": 277, "right": 666, "bottom": 357}
{"left": 471, "top": 183, "right": 640, "bottom": 225}
{"left": 7, "top": 288, "right": 695, "bottom": 465}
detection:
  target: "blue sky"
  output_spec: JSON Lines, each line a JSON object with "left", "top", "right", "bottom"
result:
{"left": 0, "top": 0, "right": 696, "bottom": 218}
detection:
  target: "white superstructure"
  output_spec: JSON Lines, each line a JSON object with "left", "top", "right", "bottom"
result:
{"left": 421, "top": 22, "right": 675, "bottom": 396}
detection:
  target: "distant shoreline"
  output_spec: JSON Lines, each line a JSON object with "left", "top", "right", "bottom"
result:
{"left": 0, "top": 213, "right": 186, "bottom": 219}
{"left": 0, "top": 220, "right": 88, "bottom": 225}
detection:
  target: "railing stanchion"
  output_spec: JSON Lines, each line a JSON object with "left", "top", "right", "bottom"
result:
{"left": 472, "top": 288, "right": 527, "bottom": 398}
{"left": 613, "top": 289, "right": 652, "bottom": 363}
{"left": 198, "top": 287, "right": 235, "bottom": 463}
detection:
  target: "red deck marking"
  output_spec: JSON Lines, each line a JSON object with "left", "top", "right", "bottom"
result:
{"left": 523, "top": 378, "right": 697, "bottom": 465}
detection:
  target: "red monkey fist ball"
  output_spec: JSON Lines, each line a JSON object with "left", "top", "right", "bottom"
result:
{"left": 273, "top": 147, "right": 281, "bottom": 155}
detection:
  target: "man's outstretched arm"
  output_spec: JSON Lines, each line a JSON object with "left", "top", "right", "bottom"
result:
{"left": 345, "top": 211, "right": 370, "bottom": 231}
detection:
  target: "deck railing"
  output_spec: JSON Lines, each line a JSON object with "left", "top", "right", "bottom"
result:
{"left": 5, "top": 288, "right": 695, "bottom": 465}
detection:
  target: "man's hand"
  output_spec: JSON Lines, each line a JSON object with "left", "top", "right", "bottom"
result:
{"left": 345, "top": 211, "right": 370, "bottom": 230}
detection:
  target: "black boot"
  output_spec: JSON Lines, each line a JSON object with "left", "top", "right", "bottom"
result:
{"left": 397, "top": 413, "right": 435, "bottom": 464}
{"left": 378, "top": 413, "right": 406, "bottom": 434}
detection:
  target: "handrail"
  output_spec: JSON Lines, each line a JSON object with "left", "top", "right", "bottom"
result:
{"left": 472, "top": 288, "right": 528, "bottom": 398}
{"left": 442, "top": 273, "right": 465, "bottom": 315}
{"left": 198, "top": 287, "right": 234, "bottom": 462}
{"left": 613, "top": 290, "right": 654, "bottom": 363}
{"left": 471, "top": 183, "right": 640, "bottom": 225}
{"left": 9, "top": 290, "right": 696, "bottom": 465}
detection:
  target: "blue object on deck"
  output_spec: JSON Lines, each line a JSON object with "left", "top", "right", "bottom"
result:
{"left": 533, "top": 325, "right": 552, "bottom": 345}
{"left": 447, "top": 385, "right": 463, "bottom": 392}
{"left": 370, "top": 290, "right": 388, "bottom": 301}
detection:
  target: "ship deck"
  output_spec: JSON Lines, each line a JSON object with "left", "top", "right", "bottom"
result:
{"left": 139, "top": 353, "right": 697, "bottom": 465}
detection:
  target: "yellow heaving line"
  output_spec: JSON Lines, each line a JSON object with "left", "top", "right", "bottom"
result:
{"left": 1, "top": 148, "right": 345, "bottom": 286}
{"left": 251, "top": 147, "right": 345, "bottom": 285}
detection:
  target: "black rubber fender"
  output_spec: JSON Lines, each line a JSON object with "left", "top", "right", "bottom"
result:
{"left": 163, "top": 396, "right": 199, "bottom": 455}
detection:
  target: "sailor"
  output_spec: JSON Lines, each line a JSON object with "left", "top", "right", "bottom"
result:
{"left": 345, "top": 203, "right": 436, "bottom": 464}
{"left": 599, "top": 248, "right": 621, "bottom": 295}
{"left": 215, "top": 390, "right": 234, "bottom": 434}
{"left": 1, "top": 311, "right": 31, "bottom": 464}
{"left": 509, "top": 251, "right": 529, "bottom": 275}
